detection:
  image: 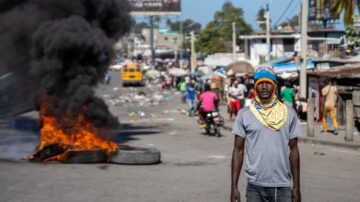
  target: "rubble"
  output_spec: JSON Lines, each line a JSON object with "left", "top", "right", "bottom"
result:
{"left": 106, "top": 90, "right": 172, "bottom": 108}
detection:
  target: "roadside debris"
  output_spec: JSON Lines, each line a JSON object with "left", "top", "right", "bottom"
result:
{"left": 106, "top": 90, "right": 171, "bottom": 107}
{"left": 314, "top": 151, "right": 326, "bottom": 156}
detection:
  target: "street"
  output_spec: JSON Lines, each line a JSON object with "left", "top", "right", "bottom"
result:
{"left": 1, "top": 71, "right": 360, "bottom": 202}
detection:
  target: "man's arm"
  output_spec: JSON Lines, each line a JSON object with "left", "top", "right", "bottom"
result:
{"left": 289, "top": 138, "right": 301, "bottom": 202}
{"left": 231, "top": 136, "right": 245, "bottom": 202}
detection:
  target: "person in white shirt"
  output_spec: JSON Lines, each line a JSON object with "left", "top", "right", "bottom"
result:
{"left": 228, "top": 80, "right": 246, "bottom": 120}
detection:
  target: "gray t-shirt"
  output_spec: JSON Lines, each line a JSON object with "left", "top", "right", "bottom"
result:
{"left": 232, "top": 106, "right": 301, "bottom": 187}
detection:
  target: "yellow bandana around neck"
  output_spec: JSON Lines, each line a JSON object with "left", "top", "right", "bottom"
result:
{"left": 250, "top": 95, "right": 288, "bottom": 131}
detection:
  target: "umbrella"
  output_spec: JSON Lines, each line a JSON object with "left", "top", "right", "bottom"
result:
{"left": 168, "top": 68, "right": 187, "bottom": 76}
{"left": 200, "top": 72, "right": 226, "bottom": 80}
{"left": 226, "top": 61, "right": 254, "bottom": 75}
{"left": 146, "top": 69, "right": 160, "bottom": 78}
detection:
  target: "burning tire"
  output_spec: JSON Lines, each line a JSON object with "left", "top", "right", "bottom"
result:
{"left": 110, "top": 145, "right": 161, "bottom": 165}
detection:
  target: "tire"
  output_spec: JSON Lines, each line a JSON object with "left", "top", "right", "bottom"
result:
{"left": 110, "top": 145, "right": 161, "bottom": 165}
{"left": 205, "top": 125, "right": 211, "bottom": 134}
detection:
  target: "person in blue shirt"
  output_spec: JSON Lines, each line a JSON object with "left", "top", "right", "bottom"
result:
{"left": 187, "top": 80, "right": 196, "bottom": 117}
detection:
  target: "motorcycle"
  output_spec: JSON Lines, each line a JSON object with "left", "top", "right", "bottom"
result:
{"left": 204, "top": 110, "right": 224, "bottom": 136}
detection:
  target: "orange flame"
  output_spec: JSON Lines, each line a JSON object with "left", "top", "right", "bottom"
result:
{"left": 30, "top": 100, "right": 118, "bottom": 162}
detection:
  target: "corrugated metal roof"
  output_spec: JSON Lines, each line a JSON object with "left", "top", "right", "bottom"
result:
{"left": 308, "top": 64, "right": 360, "bottom": 78}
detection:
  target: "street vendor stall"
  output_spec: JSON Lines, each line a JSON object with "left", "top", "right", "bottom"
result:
{"left": 308, "top": 64, "right": 360, "bottom": 138}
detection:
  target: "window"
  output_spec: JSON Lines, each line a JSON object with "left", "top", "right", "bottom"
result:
{"left": 283, "top": 38, "right": 295, "bottom": 52}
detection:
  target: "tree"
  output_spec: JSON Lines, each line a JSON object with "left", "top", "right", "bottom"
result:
{"left": 132, "top": 21, "right": 149, "bottom": 34}
{"left": 279, "top": 15, "right": 299, "bottom": 28}
{"left": 257, "top": 7, "right": 266, "bottom": 31}
{"left": 196, "top": 2, "right": 253, "bottom": 54}
{"left": 166, "top": 19, "right": 202, "bottom": 35}
{"left": 330, "top": 0, "right": 360, "bottom": 25}
{"left": 278, "top": 15, "right": 335, "bottom": 31}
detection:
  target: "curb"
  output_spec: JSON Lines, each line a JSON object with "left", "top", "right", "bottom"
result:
{"left": 299, "top": 137, "right": 360, "bottom": 151}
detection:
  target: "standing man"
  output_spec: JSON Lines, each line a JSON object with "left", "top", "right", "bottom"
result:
{"left": 231, "top": 65, "right": 301, "bottom": 202}
{"left": 321, "top": 79, "right": 339, "bottom": 135}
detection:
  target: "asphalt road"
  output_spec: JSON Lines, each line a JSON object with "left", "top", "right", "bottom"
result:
{"left": 1, "top": 71, "right": 360, "bottom": 202}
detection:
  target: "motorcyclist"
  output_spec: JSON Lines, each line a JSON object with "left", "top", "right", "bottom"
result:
{"left": 195, "top": 83, "right": 219, "bottom": 128}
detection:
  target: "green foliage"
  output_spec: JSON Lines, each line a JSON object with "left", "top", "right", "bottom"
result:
{"left": 330, "top": 0, "right": 360, "bottom": 25}
{"left": 279, "top": 15, "right": 299, "bottom": 28}
{"left": 167, "top": 19, "right": 202, "bottom": 35}
{"left": 257, "top": 7, "right": 266, "bottom": 31}
{"left": 345, "top": 23, "right": 360, "bottom": 47}
{"left": 132, "top": 22, "right": 149, "bottom": 34}
{"left": 196, "top": 1, "right": 253, "bottom": 54}
{"left": 132, "top": 17, "right": 162, "bottom": 34}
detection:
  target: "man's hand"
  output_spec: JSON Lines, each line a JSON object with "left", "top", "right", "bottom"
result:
{"left": 230, "top": 188, "right": 240, "bottom": 202}
{"left": 292, "top": 187, "right": 301, "bottom": 202}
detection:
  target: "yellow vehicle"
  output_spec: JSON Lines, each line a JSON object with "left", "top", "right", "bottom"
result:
{"left": 121, "top": 63, "right": 144, "bottom": 86}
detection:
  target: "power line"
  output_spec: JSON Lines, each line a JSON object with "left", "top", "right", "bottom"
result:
{"left": 273, "top": 0, "right": 295, "bottom": 27}
{"left": 275, "top": 1, "right": 301, "bottom": 28}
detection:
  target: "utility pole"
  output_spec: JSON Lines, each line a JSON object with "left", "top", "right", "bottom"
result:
{"left": 149, "top": 16, "right": 155, "bottom": 64}
{"left": 265, "top": 3, "right": 271, "bottom": 61}
{"left": 190, "top": 31, "right": 196, "bottom": 73}
{"left": 232, "top": 22, "right": 236, "bottom": 62}
{"left": 179, "top": 20, "right": 183, "bottom": 69}
{"left": 300, "top": 0, "right": 308, "bottom": 98}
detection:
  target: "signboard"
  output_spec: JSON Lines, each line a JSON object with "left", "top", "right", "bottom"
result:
{"left": 129, "top": 0, "right": 181, "bottom": 16}
{"left": 308, "top": 0, "right": 337, "bottom": 21}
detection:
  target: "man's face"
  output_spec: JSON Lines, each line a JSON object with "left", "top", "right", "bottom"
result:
{"left": 256, "top": 80, "right": 275, "bottom": 100}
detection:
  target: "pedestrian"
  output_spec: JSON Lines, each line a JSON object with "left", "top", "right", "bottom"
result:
{"left": 321, "top": 79, "right": 339, "bottom": 135}
{"left": 228, "top": 80, "right": 241, "bottom": 121}
{"left": 229, "top": 79, "right": 248, "bottom": 119}
{"left": 281, "top": 81, "right": 295, "bottom": 107}
{"left": 231, "top": 65, "right": 301, "bottom": 202}
{"left": 236, "top": 78, "right": 248, "bottom": 110}
{"left": 187, "top": 80, "right": 196, "bottom": 117}
{"left": 178, "top": 79, "right": 187, "bottom": 104}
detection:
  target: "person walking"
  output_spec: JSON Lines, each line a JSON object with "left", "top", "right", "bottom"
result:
{"left": 321, "top": 79, "right": 339, "bottom": 135}
{"left": 178, "top": 79, "right": 187, "bottom": 104}
{"left": 229, "top": 79, "right": 248, "bottom": 120}
{"left": 236, "top": 78, "right": 248, "bottom": 109}
{"left": 228, "top": 80, "right": 241, "bottom": 121}
{"left": 231, "top": 65, "right": 301, "bottom": 202}
{"left": 187, "top": 80, "right": 196, "bottom": 117}
{"left": 281, "top": 82, "right": 295, "bottom": 107}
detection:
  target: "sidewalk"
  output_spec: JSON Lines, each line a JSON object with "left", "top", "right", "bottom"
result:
{"left": 221, "top": 113, "right": 360, "bottom": 151}
{"left": 299, "top": 122, "right": 360, "bottom": 150}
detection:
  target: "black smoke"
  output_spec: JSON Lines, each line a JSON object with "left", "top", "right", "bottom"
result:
{"left": 0, "top": 0, "right": 131, "bottom": 129}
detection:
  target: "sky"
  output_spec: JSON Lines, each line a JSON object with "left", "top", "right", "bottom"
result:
{"left": 133, "top": 0, "right": 346, "bottom": 31}
{"left": 177, "top": 0, "right": 345, "bottom": 31}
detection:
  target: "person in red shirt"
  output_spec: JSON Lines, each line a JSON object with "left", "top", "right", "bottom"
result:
{"left": 195, "top": 84, "right": 219, "bottom": 128}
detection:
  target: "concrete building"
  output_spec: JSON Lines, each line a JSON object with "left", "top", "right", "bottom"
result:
{"left": 141, "top": 28, "right": 183, "bottom": 54}
{"left": 240, "top": 30, "right": 345, "bottom": 65}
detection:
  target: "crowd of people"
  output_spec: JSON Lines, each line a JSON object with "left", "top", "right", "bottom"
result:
{"left": 139, "top": 61, "right": 340, "bottom": 135}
